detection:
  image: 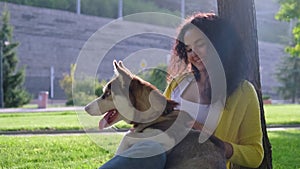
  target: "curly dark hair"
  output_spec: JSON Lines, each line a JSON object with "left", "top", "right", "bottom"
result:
{"left": 173, "top": 13, "right": 248, "bottom": 97}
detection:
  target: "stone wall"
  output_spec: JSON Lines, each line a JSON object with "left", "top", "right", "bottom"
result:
{"left": 0, "top": 3, "right": 110, "bottom": 98}
{"left": 0, "top": 2, "right": 174, "bottom": 99}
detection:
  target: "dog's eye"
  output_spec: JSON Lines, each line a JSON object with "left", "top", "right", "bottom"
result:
{"left": 102, "top": 91, "right": 111, "bottom": 99}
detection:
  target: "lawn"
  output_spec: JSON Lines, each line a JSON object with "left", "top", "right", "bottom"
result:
{"left": 0, "top": 130, "right": 299, "bottom": 169}
{"left": 0, "top": 104, "right": 299, "bottom": 132}
{"left": 0, "top": 134, "right": 123, "bottom": 169}
{"left": 0, "top": 110, "right": 130, "bottom": 132}
{"left": 268, "top": 130, "right": 300, "bottom": 169}
{"left": 264, "top": 104, "right": 300, "bottom": 125}
{"left": 0, "top": 104, "right": 299, "bottom": 168}
{"left": 0, "top": 111, "right": 85, "bottom": 131}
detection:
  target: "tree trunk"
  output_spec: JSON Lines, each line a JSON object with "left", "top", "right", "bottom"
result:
{"left": 217, "top": 0, "right": 272, "bottom": 168}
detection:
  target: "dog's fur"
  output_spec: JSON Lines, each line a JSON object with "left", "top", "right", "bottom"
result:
{"left": 85, "top": 61, "right": 226, "bottom": 169}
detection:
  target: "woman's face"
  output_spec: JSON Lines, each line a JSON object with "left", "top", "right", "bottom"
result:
{"left": 183, "top": 27, "right": 208, "bottom": 72}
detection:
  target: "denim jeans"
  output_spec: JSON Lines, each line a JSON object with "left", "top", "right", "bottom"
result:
{"left": 99, "top": 140, "right": 167, "bottom": 169}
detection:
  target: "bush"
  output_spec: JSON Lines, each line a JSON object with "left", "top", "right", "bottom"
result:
{"left": 61, "top": 64, "right": 168, "bottom": 106}
{"left": 60, "top": 64, "right": 106, "bottom": 106}
{"left": 138, "top": 64, "right": 168, "bottom": 92}
{"left": 262, "top": 95, "right": 271, "bottom": 100}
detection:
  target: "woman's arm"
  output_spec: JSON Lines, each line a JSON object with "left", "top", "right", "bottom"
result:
{"left": 191, "top": 82, "right": 264, "bottom": 168}
{"left": 228, "top": 83, "right": 264, "bottom": 168}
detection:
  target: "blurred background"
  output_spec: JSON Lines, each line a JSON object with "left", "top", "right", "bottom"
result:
{"left": 0, "top": 0, "right": 296, "bottom": 106}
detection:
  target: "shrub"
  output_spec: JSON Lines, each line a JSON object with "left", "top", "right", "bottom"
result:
{"left": 60, "top": 64, "right": 106, "bottom": 106}
{"left": 138, "top": 64, "right": 168, "bottom": 92}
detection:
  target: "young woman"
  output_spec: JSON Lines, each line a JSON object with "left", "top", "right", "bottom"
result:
{"left": 99, "top": 12, "right": 263, "bottom": 169}
{"left": 164, "top": 12, "right": 264, "bottom": 168}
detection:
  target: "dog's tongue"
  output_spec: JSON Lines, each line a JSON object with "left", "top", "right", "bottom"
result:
{"left": 99, "top": 118, "right": 108, "bottom": 130}
{"left": 98, "top": 110, "right": 117, "bottom": 130}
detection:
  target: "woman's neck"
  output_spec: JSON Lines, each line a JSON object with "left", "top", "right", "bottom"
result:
{"left": 197, "top": 71, "right": 211, "bottom": 104}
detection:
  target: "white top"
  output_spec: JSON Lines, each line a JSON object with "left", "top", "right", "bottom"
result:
{"left": 171, "top": 76, "right": 210, "bottom": 124}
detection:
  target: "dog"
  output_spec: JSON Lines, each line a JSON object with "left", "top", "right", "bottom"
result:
{"left": 85, "top": 60, "right": 226, "bottom": 169}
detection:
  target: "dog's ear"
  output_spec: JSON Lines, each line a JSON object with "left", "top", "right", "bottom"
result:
{"left": 118, "top": 61, "right": 136, "bottom": 77}
{"left": 118, "top": 61, "right": 129, "bottom": 71}
{"left": 114, "top": 61, "right": 132, "bottom": 77}
{"left": 113, "top": 60, "right": 132, "bottom": 87}
{"left": 113, "top": 60, "right": 119, "bottom": 70}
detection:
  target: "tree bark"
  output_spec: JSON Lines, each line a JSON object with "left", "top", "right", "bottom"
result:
{"left": 217, "top": 0, "right": 272, "bottom": 168}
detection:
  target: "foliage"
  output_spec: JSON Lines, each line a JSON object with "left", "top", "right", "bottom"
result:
{"left": 59, "top": 64, "right": 106, "bottom": 106}
{"left": 95, "top": 80, "right": 107, "bottom": 97}
{"left": 0, "top": 8, "right": 31, "bottom": 107}
{"left": 59, "top": 64, "right": 75, "bottom": 100}
{"left": 0, "top": 0, "right": 177, "bottom": 19}
{"left": 275, "top": 56, "right": 300, "bottom": 103}
{"left": 276, "top": 0, "right": 300, "bottom": 55}
{"left": 138, "top": 64, "right": 168, "bottom": 92}
{"left": 275, "top": 0, "right": 300, "bottom": 22}
{"left": 275, "top": 0, "right": 300, "bottom": 102}
{"left": 60, "top": 64, "right": 168, "bottom": 106}
{"left": 72, "top": 76, "right": 102, "bottom": 106}
{"left": 262, "top": 95, "right": 271, "bottom": 100}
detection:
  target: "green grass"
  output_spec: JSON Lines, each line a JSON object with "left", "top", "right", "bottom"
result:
{"left": 0, "top": 111, "right": 84, "bottom": 131}
{"left": 21, "top": 104, "right": 39, "bottom": 109}
{"left": 0, "top": 134, "right": 123, "bottom": 169}
{"left": 0, "top": 105, "right": 299, "bottom": 168}
{"left": 0, "top": 104, "right": 299, "bottom": 132}
{"left": 268, "top": 130, "right": 300, "bottom": 169}
{"left": 0, "top": 110, "right": 130, "bottom": 132}
{"left": 264, "top": 104, "right": 300, "bottom": 125}
{"left": 0, "top": 130, "right": 299, "bottom": 168}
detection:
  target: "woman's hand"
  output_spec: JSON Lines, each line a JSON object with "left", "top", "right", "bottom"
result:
{"left": 224, "top": 141, "right": 233, "bottom": 159}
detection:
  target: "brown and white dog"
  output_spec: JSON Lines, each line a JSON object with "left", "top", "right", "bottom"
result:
{"left": 85, "top": 60, "right": 226, "bottom": 169}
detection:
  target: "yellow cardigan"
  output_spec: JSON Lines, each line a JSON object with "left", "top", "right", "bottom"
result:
{"left": 164, "top": 74, "right": 264, "bottom": 168}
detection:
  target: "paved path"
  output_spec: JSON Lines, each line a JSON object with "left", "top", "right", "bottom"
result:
{"left": 0, "top": 106, "right": 84, "bottom": 113}
{"left": 266, "top": 125, "right": 300, "bottom": 131}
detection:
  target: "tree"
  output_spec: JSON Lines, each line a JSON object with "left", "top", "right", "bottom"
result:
{"left": 276, "top": 56, "right": 300, "bottom": 103}
{"left": 0, "top": 8, "right": 31, "bottom": 107}
{"left": 275, "top": 0, "right": 300, "bottom": 103}
{"left": 217, "top": 0, "right": 272, "bottom": 168}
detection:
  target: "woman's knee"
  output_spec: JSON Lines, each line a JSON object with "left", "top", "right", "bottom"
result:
{"left": 99, "top": 140, "right": 167, "bottom": 169}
